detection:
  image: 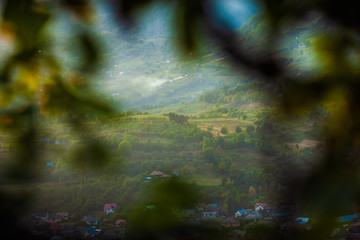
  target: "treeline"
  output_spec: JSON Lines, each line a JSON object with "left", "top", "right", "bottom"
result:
{"left": 199, "top": 106, "right": 249, "bottom": 119}
{"left": 199, "top": 84, "right": 270, "bottom": 105}
{"left": 167, "top": 112, "right": 189, "bottom": 124}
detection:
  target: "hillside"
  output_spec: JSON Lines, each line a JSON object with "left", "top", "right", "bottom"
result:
{"left": 85, "top": 10, "right": 335, "bottom": 111}
{"left": 69, "top": 4, "right": 261, "bottom": 109}
{"left": 0, "top": 5, "right": 332, "bottom": 210}
{"left": 0, "top": 6, "right": 333, "bottom": 238}
{"left": 0, "top": 84, "right": 325, "bottom": 218}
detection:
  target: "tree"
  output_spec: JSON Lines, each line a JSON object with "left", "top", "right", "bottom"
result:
{"left": 216, "top": 136, "right": 225, "bottom": 149}
{"left": 235, "top": 126, "right": 242, "bottom": 133}
{"left": 220, "top": 124, "right": 228, "bottom": 134}
{"left": 236, "top": 132, "right": 246, "bottom": 146}
{"left": 221, "top": 177, "right": 227, "bottom": 187}
{"left": 168, "top": 112, "right": 189, "bottom": 124}
{"left": 218, "top": 157, "right": 231, "bottom": 173}
{"left": 202, "top": 136, "right": 212, "bottom": 151}
{"left": 249, "top": 186, "right": 257, "bottom": 199}
{"left": 203, "top": 147, "right": 215, "bottom": 163}
{"left": 246, "top": 124, "right": 255, "bottom": 134}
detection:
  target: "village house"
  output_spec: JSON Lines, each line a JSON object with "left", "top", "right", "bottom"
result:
{"left": 150, "top": 170, "right": 169, "bottom": 177}
{"left": 296, "top": 217, "right": 310, "bottom": 224}
{"left": 114, "top": 219, "right": 127, "bottom": 239}
{"left": 32, "top": 213, "right": 49, "bottom": 223}
{"left": 255, "top": 203, "right": 269, "bottom": 212}
{"left": 81, "top": 216, "right": 98, "bottom": 226}
{"left": 336, "top": 214, "right": 359, "bottom": 229}
{"left": 104, "top": 203, "right": 117, "bottom": 215}
{"left": 295, "top": 217, "right": 312, "bottom": 231}
{"left": 235, "top": 208, "right": 248, "bottom": 218}
{"left": 244, "top": 211, "right": 262, "bottom": 221}
{"left": 198, "top": 203, "right": 220, "bottom": 218}
{"left": 47, "top": 215, "right": 62, "bottom": 224}
{"left": 56, "top": 212, "right": 70, "bottom": 221}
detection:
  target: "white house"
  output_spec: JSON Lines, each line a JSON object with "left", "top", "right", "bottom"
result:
{"left": 104, "top": 203, "right": 117, "bottom": 215}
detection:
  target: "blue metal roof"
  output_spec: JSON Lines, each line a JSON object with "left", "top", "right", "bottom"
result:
{"left": 54, "top": 142, "right": 66, "bottom": 145}
{"left": 146, "top": 177, "right": 152, "bottom": 180}
{"left": 46, "top": 163, "right": 53, "bottom": 166}
{"left": 85, "top": 227, "right": 97, "bottom": 234}
{"left": 235, "top": 209, "right": 248, "bottom": 216}
{"left": 296, "top": 217, "right": 309, "bottom": 224}
{"left": 337, "top": 214, "right": 358, "bottom": 223}
{"left": 208, "top": 204, "right": 218, "bottom": 208}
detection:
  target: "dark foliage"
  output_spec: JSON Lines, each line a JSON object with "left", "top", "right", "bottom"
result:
{"left": 2, "top": 0, "right": 360, "bottom": 239}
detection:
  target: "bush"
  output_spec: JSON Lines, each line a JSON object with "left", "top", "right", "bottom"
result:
{"left": 220, "top": 125, "right": 228, "bottom": 134}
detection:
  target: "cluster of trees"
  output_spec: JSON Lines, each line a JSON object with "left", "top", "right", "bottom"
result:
{"left": 198, "top": 106, "right": 249, "bottom": 119}
{"left": 168, "top": 112, "right": 189, "bottom": 124}
{"left": 199, "top": 84, "right": 270, "bottom": 105}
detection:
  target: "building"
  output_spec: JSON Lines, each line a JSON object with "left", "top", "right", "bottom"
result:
{"left": 104, "top": 203, "right": 117, "bottom": 215}
{"left": 255, "top": 203, "right": 269, "bottom": 212}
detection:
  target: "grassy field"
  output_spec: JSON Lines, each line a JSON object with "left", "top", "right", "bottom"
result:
{"left": 186, "top": 175, "right": 222, "bottom": 186}
{"left": 191, "top": 118, "right": 252, "bottom": 136}
{"left": 147, "top": 102, "right": 214, "bottom": 115}
{"left": 287, "top": 139, "right": 319, "bottom": 149}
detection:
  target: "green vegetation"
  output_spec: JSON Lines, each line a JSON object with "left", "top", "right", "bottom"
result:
{"left": 0, "top": 15, "right": 327, "bottom": 237}
{"left": 1, "top": 96, "right": 323, "bottom": 219}
{"left": 1, "top": 0, "right": 360, "bottom": 239}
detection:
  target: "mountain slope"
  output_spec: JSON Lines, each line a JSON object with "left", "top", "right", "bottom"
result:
{"left": 90, "top": 8, "right": 331, "bottom": 110}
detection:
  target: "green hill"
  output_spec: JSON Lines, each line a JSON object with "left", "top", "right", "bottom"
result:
{"left": 0, "top": 9, "right": 329, "bottom": 222}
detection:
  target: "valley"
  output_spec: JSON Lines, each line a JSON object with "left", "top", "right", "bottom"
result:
{"left": 1, "top": 2, "right": 350, "bottom": 239}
